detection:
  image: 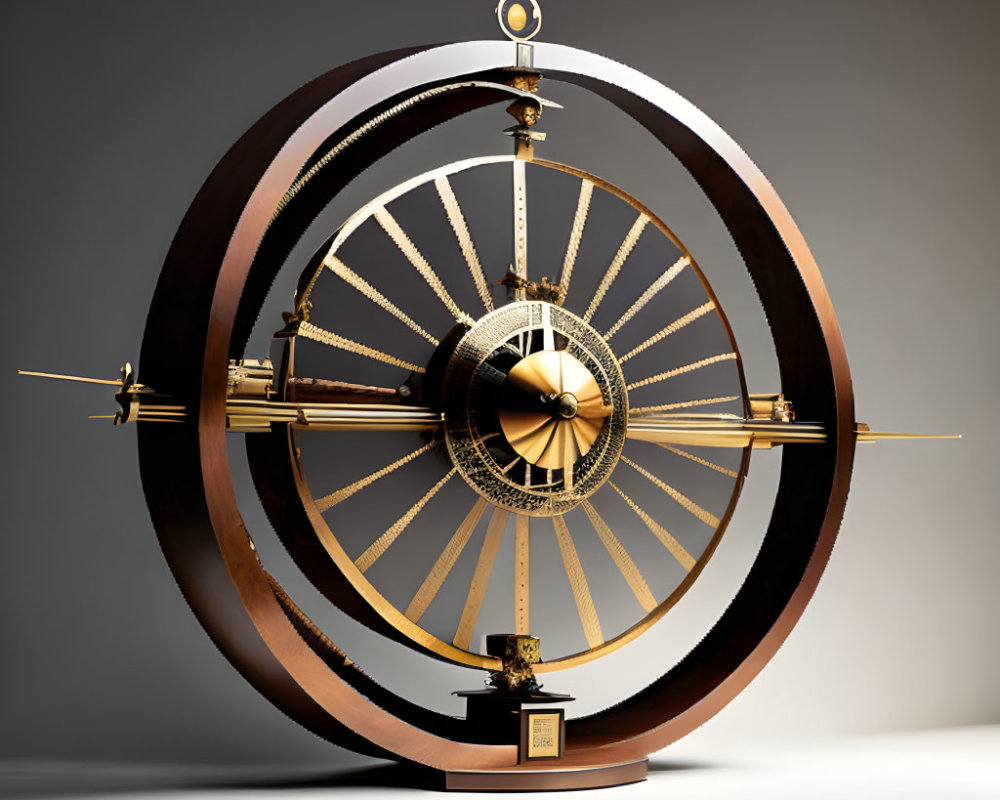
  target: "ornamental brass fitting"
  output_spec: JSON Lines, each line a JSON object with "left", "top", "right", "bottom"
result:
{"left": 486, "top": 634, "right": 541, "bottom": 693}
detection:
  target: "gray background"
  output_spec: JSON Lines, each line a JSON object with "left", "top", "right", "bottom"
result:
{"left": 1, "top": 0, "right": 997, "bottom": 775}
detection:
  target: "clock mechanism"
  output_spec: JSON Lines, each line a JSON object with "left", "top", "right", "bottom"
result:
{"left": 21, "top": 2, "right": 955, "bottom": 791}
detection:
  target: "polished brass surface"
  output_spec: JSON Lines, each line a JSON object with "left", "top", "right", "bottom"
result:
{"left": 443, "top": 300, "right": 627, "bottom": 517}
{"left": 499, "top": 349, "right": 609, "bottom": 471}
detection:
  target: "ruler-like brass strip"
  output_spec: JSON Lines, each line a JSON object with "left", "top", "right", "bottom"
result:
{"left": 581, "top": 501, "right": 657, "bottom": 613}
{"left": 298, "top": 322, "right": 425, "bottom": 373}
{"left": 315, "top": 442, "right": 438, "bottom": 512}
{"left": 435, "top": 175, "right": 494, "bottom": 313}
{"left": 552, "top": 515, "right": 604, "bottom": 649}
{"left": 559, "top": 178, "right": 594, "bottom": 299}
{"left": 583, "top": 213, "right": 650, "bottom": 323}
{"left": 324, "top": 256, "right": 438, "bottom": 345}
{"left": 355, "top": 468, "right": 456, "bottom": 573}
{"left": 406, "top": 497, "right": 489, "bottom": 622}
{"left": 374, "top": 207, "right": 472, "bottom": 324}
{"left": 619, "top": 302, "right": 717, "bottom": 363}
{"left": 626, "top": 352, "right": 736, "bottom": 391}
{"left": 453, "top": 507, "right": 509, "bottom": 650}
{"left": 605, "top": 255, "right": 690, "bottom": 340}
{"left": 621, "top": 456, "right": 720, "bottom": 528}
{"left": 514, "top": 514, "right": 531, "bottom": 635}
{"left": 609, "top": 482, "right": 696, "bottom": 571}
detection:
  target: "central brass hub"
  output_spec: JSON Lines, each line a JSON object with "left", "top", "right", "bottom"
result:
{"left": 498, "top": 350, "right": 610, "bottom": 471}
{"left": 556, "top": 392, "right": 578, "bottom": 419}
{"left": 442, "top": 301, "right": 628, "bottom": 517}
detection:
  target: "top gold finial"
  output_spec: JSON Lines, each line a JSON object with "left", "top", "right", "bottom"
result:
{"left": 497, "top": 0, "right": 542, "bottom": 42}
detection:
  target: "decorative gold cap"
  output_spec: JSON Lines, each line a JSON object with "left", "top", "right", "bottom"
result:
{"left": 497, "top": 0, "right": 542, "bottom": 42}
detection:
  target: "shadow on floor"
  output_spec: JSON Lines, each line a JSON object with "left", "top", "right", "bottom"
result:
{"left": 1, "top": 757, "right": 721, "bottom": 798}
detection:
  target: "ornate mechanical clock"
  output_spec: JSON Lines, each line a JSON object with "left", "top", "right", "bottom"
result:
{"left": 21, "top": 1, "right": 954, "bottom": 791}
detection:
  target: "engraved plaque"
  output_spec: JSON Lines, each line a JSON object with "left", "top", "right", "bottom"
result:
{"left": 519, "top": 709, "right": 565, "bottom": 762}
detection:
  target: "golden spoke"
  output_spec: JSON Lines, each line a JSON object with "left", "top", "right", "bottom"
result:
{"left": 559, "top": 178, "right": 594, "bottom": 299}
{"left": 552, "top": 515, "right": 603, "bottom": 649}
{"left": 435, "top": 175, "right": 494, "bottom": 313}
{"left": 315, "top": 441, "right": 439, "bottom": 512}
{"left": 626, "top": 352, "right": 737, "bottom": 392}
{"left": 355, "top": 468, "right": 456, "bottom": 573}
{"left": 581, "top": 501, "right": 657, "bottom": 613}
{"left": 656, "top": 444, "right": 740, "bottom": 478}
{"left": 619, "top": 302, "right": 717, "bottom": 363}
{"left": 514, "top": 514, "right": 530, "bottom": 635}
{"left": 453, "top": 507, "right": 509, "bottom": 649}
{"left": 608, "top": 482, "right": 696, "bottom": 571}
{"left": 630, "top": 395, "right": 741, "bottom": 415}
{"left": 604, "top": 255, "right": 691, "bottom": 340}
{"left": 621, "top": 456, "right": 720, "bottom": 528}
{"left": 583, "top": 212, "right": 650, "bottom": 323}
{"left": 298, "top": 321, "right": 425, "bottom": 373}
{"left": 406, "top": 497, "right": 489, "bottom": 622}
{"left": 374, "top": 206, "right": 473, "bottom": 325}
{"left": 323, "top": 256, "right": 438, "bottom": 345}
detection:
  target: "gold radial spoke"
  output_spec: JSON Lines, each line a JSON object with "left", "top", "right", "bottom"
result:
{"left": 453, "top": 507, "right": 509, "bottom": 649}
{"left": 323, "top": 256, "right": 439, "bottom": 345}
{"left": 298, "top": 321, "right": 425, "bottom": 373}
{"left": 355, "top": 468, "right": 456, "bottom": 573}
{"left": 604, "top": 255, "right": 691, "bottom": 340}
{"left": 315, "top": 441, "right": 439, "bottom": 512}
{"left": 559, "top": 178, "right": 594, "bottom": 299}
{"left": 373, "top": 206, "right": 472, "bottom": 325}
{"left": 514, "top": 514, "right": 530, "bottom": 635}
{"left": 626, "top": 352, "right": 737, "bottom": 392}
{"left": 581, "top": 501, "right": 657, "bottom": 613}
{"left": 656, "top": 444, "right": 740, "bottom": 478}
{"left": 621, "top": 456, "right": 720, "bottom": 528}
{"left": 619, "top": 302, "right": 717, "bottom": 363}
{"left": 608, "top": 482, "right": 696, "bottom": 571}
{"left": 435, "top": 175, "right": 494, "bottom": 313}
{"left": 552, "top": 515, "right": 603, "bottom": 649}
{"left": 630, "top": 395, "right": 740, "bottom": 415}
{"left": 583, "top": 212, "right": 650, "bottom": 323}
{"left": 406, "top": 497, "right": 489, "bottom": 622}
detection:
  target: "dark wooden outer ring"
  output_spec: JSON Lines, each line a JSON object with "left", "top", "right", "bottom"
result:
{"left": 137, "top": 41, "right": 855, "bottom": 770}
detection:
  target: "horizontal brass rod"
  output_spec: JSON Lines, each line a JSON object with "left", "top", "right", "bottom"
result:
{"left": 626, "top": 416, "right": 826, "bottom": 449}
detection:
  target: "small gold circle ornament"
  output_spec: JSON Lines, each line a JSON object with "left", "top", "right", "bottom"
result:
{"left": 507, "top": 3, "right": 528, "bottom": 31}
{"left": 497, "top": 0, "right": 542, "bottom": 41}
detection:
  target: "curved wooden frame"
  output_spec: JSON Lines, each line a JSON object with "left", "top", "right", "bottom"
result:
{"left": 137, "top": 41, "right": 855, "bottom": 777}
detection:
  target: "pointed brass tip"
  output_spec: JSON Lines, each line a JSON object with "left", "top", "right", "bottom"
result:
{"left": 855, "top": 424, "right": 961, "bottom": 443}
{"left": 18, "top": 369, "right": 122, "bottom": 386}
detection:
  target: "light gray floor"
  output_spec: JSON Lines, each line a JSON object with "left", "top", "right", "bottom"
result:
{"left": 2, "top": 726, "right": 996, "bottom": 799}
